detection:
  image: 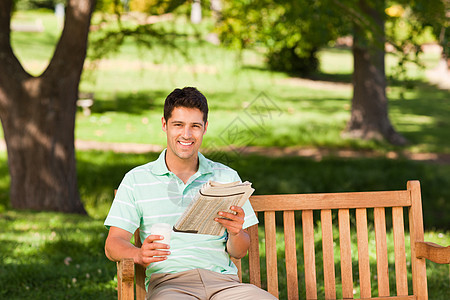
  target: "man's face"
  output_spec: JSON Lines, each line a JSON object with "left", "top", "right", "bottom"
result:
{"left": 162, "top": 107, "right": 208, "bottom": 161}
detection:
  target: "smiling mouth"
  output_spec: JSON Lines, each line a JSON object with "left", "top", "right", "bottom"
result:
{"left": 178, "top": 141, "right": 194, "bottom": 146}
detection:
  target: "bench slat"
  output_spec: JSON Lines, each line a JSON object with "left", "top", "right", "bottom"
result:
{"left": 321, "top": 209, "right": 336, "bottom": 299}
{"left": 248, "top": 224, "right": 261, "bottom": 287}
{"left": 302, "top": 210, "right": 318, "bottom": 299}
{"left": 374, "top": 207, "right": 390, "bottom": 297}
{"left": 354, "top": 296, "right": 415, "bottom": 300}
{"left": 392, "top": 207, "right": 408, "bottom": 296}
{"left": 338, "top": 209, "right": 354, "bottom": 299}
{"left": 356, "top": 208, "right": 372, "bottom": 298}
{"left": 408, "top": 181, "right": 428, "bottom": 299}
{"left": 250, "top": 190, "right": 410, "bottom": 211}
{"left": 283, "top": 211, "right": 299, "bottom": 300}
{"left": 231, "top": 257, "right": 242, "bottom": 282}
{"left": 133, "top": 229, "right": 146, "bottom": 300}
{"left": 265, "top": 211, "right": 279, "bottom": 298}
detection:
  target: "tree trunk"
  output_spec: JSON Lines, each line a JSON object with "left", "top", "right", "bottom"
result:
{"left": 0, "top": 0, "right": 95, "bottom": 212}
{"left": 344, "top": 0, "right": 407, "bottom": 146}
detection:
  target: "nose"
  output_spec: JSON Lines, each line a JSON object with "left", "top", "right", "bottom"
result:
{"left": 182, "top": 126, "right": 192, "bottom": 139}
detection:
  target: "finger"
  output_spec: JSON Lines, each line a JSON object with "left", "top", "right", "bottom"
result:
{"left": 141, "top": 248, "right": 171, "bottom": 258}
{"left": 151, "top": 242, "right": 171, "bottom": 250}
{"left": 218, "top": 211, "right": 244, "bottom": 223}
{"left": 143, "top": 234, "right": 165, "bottom": 244}
{"left": 215, "top": 217, "right": 243, "bottom": 231}
{"left": 216, "top": 217, "right": 242, "bottom": 227}
{"left": 230, "top": 206, "right": 244, "bottom": 214}
{"left": 142, "top": 255, "right": 168, "bottom": 266}
{"left": 215, "top": 217, "right": 242, "bottom": 235}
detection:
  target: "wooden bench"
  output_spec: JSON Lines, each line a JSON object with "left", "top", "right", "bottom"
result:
{"left": 116, "top": 180, "right": 449, "bottom": 299}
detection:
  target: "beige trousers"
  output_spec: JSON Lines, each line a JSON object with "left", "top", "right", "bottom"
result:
{"left": 146, "top": 268, "right": 278, "bottom": 300}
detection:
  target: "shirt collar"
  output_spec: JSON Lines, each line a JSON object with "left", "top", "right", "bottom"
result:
{"left": 197, "top": 152, "right": 213, "bottom": 175}
{"left": 151, "top": 149, "right": 213, "bottom": 176}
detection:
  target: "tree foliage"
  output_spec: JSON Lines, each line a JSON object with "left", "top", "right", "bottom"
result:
{"left": 216, "top": 0, "right": 348, "bottom": 75}
{"left": 217, "top": 0, "right": 447, "bottom": 76}
{"left": 87, "top": 0, "right": 190, "bottom": 62}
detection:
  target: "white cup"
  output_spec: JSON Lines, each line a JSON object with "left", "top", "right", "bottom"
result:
{"left": 150, "top": 223, "right": 172, "bottom": 246}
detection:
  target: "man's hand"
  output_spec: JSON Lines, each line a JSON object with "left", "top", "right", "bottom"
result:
{"left": 215, "top": 206, "right": 250, "bottom": 258}
{"left": 105, "top": 227, "right": 171, "bottom": 268}
{"left": 215, "top": 206, "right": 245, "bottom": 235}
{"left": 137, "top": 235, "right": 171, "bottom": 267}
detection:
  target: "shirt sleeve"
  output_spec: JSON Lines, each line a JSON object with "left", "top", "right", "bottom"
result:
{"left": 104, "top": 173, "right": 141, "bottom": 234}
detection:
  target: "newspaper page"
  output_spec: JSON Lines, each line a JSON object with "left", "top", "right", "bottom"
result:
{"left": 173, "top": 181, "right": 255, "bottom": 236}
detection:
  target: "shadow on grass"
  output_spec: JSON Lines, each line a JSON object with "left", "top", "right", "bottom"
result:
{"left": 388, "top": 81, "right": 450, "bottom": 152}
{"left": 90, "top": 90, "right": 165, "bottom": 115}
{"left": 241, "top": 64, "right": 353, "bottom": 84}
{"left": 0, "top": 211, "right": 116, "bottom": 300}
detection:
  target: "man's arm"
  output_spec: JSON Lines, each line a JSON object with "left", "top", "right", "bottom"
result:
{"left": 105, "top": 226, "right": 171, "bottom": 267}
{"left": 215, "top": 206, "right": 250, "bottom": 259}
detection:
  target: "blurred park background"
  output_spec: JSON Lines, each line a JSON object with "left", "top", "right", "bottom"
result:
{"left": 0, "top": 0, "right": 449, "bottom": 299}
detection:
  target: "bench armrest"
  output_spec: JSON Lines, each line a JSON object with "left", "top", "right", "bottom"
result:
{"left": 416, "top": 241, "right": 450, "bottom": 264}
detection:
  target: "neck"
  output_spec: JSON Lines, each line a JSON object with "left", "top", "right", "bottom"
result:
{"left": 165, "top": 151, "right": 199, "bottom": 183}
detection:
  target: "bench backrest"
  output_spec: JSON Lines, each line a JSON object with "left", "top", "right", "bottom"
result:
{"left": 124, "top": 180, "right": 430, "bottom": 299}
{"left": 230, "top": 180, "right": 427, "bottom": 299}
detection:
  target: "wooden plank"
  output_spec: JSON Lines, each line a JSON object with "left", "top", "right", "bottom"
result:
{"left": 374, "top": 207, "right": 390, "bottom": 297}
{"left": 283, "top": 211, "right": 299, "bottom": 300}
{"left": 117, "top": 258, "right": 135, "bottom": 300}
{"left": 416, "top": 241, "right": 450, "bottom": 264}
{"left": 134, "top": 229, "right": 146, "bottom": 300}
{"left": 248, "top": 224, "right": 261, "bottom": 287}
{"left": 356, "top": 208, "right": 371, "bottom": 298}
{"left": 353, "top": 296, "right": 415, "bottom": 300}
{"left": 302, "top": 210, "right": 317, "bottom": 300}
{"left": 408, "top": 180, "right": 428, "bottom": 299}
{"left": 134, "top": 228, "right": 142, "bottom": 247}
{"left": 250, "top": 190, "right": 410, "bottom": 211}
{"left": 321, "top": 209, "right": 336, "bottom": 299}
{"left": 135, "top": 264, "right": 146, "bottom": 300}
{"left": 117, "top": 262, "right": 123, "bottom": 300}
{"left": 338, "top": 209, "right": 353, "bottom": 299}
{"left": 392, "top": 207, "right": 408, "bottom": 296}
{"left": 265, "top": 211, "right": 279, "bottom": 298}
{"left": 231, "top": 257, "right": 242, "bottom": 282}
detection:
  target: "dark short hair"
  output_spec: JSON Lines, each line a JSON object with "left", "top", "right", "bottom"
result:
{"left": 164, "top": 87, "right": 208, "bottom": 123}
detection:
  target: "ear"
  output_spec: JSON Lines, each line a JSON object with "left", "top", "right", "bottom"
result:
{"left": 161, "top": 117, "right": 167, "bottom": 133}
{"left": 204, "top": 121, "right": 208, "bottom": 134}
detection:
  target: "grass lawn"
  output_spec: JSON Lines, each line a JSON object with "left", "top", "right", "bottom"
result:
{"left": 1, "top": 9, "right": 449, "bottom": 299}
{"left": 0, "top": 210, "right": 117, "bottom": 299}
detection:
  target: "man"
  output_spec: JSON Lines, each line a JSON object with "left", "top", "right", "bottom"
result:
{"left": 104, "top": 87, "right": 277, "bottom": 299}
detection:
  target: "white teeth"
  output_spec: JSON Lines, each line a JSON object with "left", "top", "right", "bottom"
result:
{"left": 179, "top": 141, "right": 193, "bottom": 146}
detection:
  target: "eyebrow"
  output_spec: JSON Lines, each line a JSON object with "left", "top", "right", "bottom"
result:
{"left": 170, "top": 120, "right": 204, "bottom": 126}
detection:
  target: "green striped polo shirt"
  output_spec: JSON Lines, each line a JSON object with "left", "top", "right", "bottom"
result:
{"left": 104, "top": 149, "right": 259, "bottom": 288}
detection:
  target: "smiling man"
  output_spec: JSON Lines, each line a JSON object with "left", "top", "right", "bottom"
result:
{"left": 104, "top": 87, "right": 277, "bottom": 299}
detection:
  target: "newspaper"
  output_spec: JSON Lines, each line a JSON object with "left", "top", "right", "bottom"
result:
{"left": 173, "top": 180, "right": 255, "bottom": 236}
